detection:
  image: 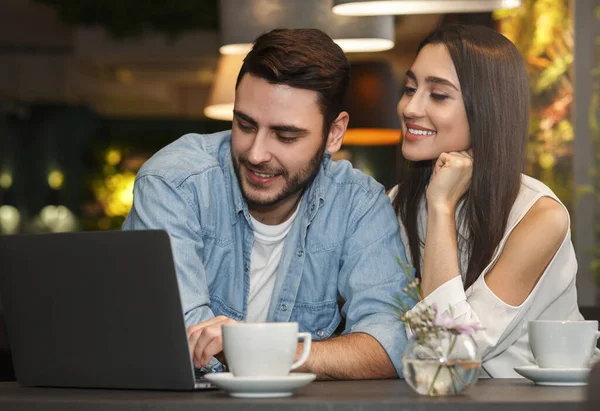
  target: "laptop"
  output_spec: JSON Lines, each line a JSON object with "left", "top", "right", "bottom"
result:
{"left": 0, "top": 229, "right": 216, "bottom": 390}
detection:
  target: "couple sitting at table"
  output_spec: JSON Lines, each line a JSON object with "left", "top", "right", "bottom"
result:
{"left": 123, "top": 25, "right": 580, "bottom": 379}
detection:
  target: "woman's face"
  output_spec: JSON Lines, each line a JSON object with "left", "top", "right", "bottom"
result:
{"left": 397, "top": 44, "right": 471, "bottom": 162}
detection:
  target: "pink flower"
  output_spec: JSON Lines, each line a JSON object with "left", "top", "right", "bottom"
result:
{"left": 454, "top": 323, "right": 484, "bottom": 335}
{"left": 433, "top": 311, "right": 484, "bottom": 335}
{"left": 433, "top": 312, "right": 457, "bottom": 328}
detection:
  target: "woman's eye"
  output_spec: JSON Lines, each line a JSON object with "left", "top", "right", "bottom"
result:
{"left": 431, "top": 93, "right": 449, "bottom": 101}
{"left": 403, "top": 86, "right": 417, "bottom": 96}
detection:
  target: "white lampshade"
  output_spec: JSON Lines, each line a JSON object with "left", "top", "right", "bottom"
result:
{"left": 219, "top": 0, "right": 395, "bottom": 54}
{"left": 203, "top": 53, "right": 245, "bottom": 121}
{"left": 332, "top": 0, "right": 522, "bottom": 15}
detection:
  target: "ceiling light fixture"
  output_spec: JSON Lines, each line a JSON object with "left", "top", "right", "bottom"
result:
{"left": 332, "top": 0, "right": 522, "bottom": 16}
{"left": 219, "top": 0, "right": 395, "bottom": 54}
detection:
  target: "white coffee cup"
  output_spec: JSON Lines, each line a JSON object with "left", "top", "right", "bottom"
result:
{"left": 528, "top": 320, "right": 600, "bottom": 369}
{"left": 222, "top": 322, "right": 312, "bottom": 377}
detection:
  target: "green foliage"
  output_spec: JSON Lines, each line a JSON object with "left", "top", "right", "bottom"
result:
{"left": 535, "top": 53, "right": 572, "bottom": 93}
{"left": 494, "top": 0, "right": 574, "bottom": 212}
{"left": 34, "top": 0, "right": 219, "bottom": 39}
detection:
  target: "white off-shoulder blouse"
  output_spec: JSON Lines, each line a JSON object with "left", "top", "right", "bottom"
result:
{"left": 389, "top": 174, "right": 582, "bottom": 378}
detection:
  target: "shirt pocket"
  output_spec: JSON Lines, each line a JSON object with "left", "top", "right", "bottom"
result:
{"left": 291, "top": 299, "right": 342, "bottom": 341}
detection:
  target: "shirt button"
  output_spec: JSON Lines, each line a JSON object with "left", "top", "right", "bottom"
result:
{"left": 244, "top": 263, "right": 250, "bottom": 272}
{"left": 281, "top": 304, "right": 288, "bottom": 312}
{"left": 297, "top": 250, "right": 304, "bottom": 258}
{"left": 316, "top": 329, "right": 325, "bottom": 338}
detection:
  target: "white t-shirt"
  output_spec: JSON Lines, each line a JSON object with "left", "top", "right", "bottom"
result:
{"left": 246, "top": 207, "right": 299, "bottom": 323}
{"left": 389, "top": 174, "right": 582, "bottom": 378}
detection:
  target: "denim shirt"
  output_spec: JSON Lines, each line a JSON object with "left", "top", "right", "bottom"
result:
{"left": 123, "top": 130, "right": 414, "bottom": 376}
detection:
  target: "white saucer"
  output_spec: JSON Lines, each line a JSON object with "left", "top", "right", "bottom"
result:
{"left": 514, "top": 365, "right": 590, "bottom": 386}
{"left": 204, "top": 372, "right": 316, "bottom": 398}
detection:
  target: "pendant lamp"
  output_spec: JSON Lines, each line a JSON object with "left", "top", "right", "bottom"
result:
{"left": 219, "top": 0, "right": 395, "bottom": 54}
{"left": 332, "top": 0, "right": 522, "bottom": 16}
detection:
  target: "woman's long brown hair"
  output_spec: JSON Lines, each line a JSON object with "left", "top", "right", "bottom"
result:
{"left": 393, "top": 24, "right": 529, "bottom": 290}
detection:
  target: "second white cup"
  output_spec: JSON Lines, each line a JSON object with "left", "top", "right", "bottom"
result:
{"left": 528, "top": 320, "right": 600, "bottom": 369}
{"left": 222, "top": 322, "right": 312, "bottom": 377}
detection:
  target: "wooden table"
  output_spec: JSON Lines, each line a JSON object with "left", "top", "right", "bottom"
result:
{"left": 0, "top": 378, "right": 587, "bottom": 411}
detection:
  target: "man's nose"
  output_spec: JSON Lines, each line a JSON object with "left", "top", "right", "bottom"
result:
{"left": 246, "top": 131, "right": 272, "bottom": 165}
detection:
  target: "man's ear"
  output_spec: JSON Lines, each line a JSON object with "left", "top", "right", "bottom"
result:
{"left": 325, "top": 111, "right": 349, "bottom": 154}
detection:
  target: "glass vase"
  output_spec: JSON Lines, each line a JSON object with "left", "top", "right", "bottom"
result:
{"left": 402, "top": 331, "right": 481, "bottom": 396}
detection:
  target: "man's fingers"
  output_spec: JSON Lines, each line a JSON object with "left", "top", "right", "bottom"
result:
{"left": 188, "top": 317, "right": 237, "bottom": 367}
{"left": 199, "top": 336, "right": 224, "bottom": 367}
{"left": 192, "top": 325, "right": 223, "bottom": 367}
{"left": 187, "top": 329, "right": 202, "bottom": 359}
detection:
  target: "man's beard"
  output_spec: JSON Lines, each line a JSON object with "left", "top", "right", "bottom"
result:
{"left": 233, "top": 140, "right": 327, "bottom": 208}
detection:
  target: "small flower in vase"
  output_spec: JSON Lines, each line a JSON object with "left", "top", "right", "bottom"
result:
{"left": 395, "top": 258, "right": 483, "bottom": 396}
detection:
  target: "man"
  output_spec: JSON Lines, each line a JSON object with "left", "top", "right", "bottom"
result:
{"left": 123, "top": 28, "right": 412, "bottom": 379}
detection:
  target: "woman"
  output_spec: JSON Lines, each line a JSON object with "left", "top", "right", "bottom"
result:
{"left": 390, "top": 24, "right": 582, "bottom": 378}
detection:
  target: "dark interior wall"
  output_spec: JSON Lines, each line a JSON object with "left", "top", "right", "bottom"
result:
{"left": 0, "top": 104, "right": 102, "bottom": 223}
{"left": 0, "top": 103, "right": 231, "bottom": 228}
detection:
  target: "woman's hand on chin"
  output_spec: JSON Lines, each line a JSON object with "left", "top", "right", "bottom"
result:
{"left": 426, "top": 150, "right": 473, "bottom": 213}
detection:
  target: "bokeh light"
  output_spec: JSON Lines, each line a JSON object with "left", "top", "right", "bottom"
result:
{"left": 48, "top": 170, "right": 65, "bottom": 190}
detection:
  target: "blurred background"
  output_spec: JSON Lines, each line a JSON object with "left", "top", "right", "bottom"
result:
{"left": 0, "top": 0, "right": 598, "bottom": 378}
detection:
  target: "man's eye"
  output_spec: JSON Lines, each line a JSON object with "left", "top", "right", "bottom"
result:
{"left": 238, "top": 122, "right": 254, "bottom": 132}
{"left": 278, "top": 136, "right": 299, "bottom": 144}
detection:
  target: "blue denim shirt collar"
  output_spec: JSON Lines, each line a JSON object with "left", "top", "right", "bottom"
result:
{"left": 223, "top": 147, "right": 247, "bottom": 225}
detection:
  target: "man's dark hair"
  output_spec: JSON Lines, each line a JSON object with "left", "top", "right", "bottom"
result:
{"left": 236, "top": 28, "right": 350, "bottom": 138}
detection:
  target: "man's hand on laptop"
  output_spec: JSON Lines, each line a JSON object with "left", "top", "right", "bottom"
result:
{"left": 187, "top": 316, "right": 237, "bottom": 368}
